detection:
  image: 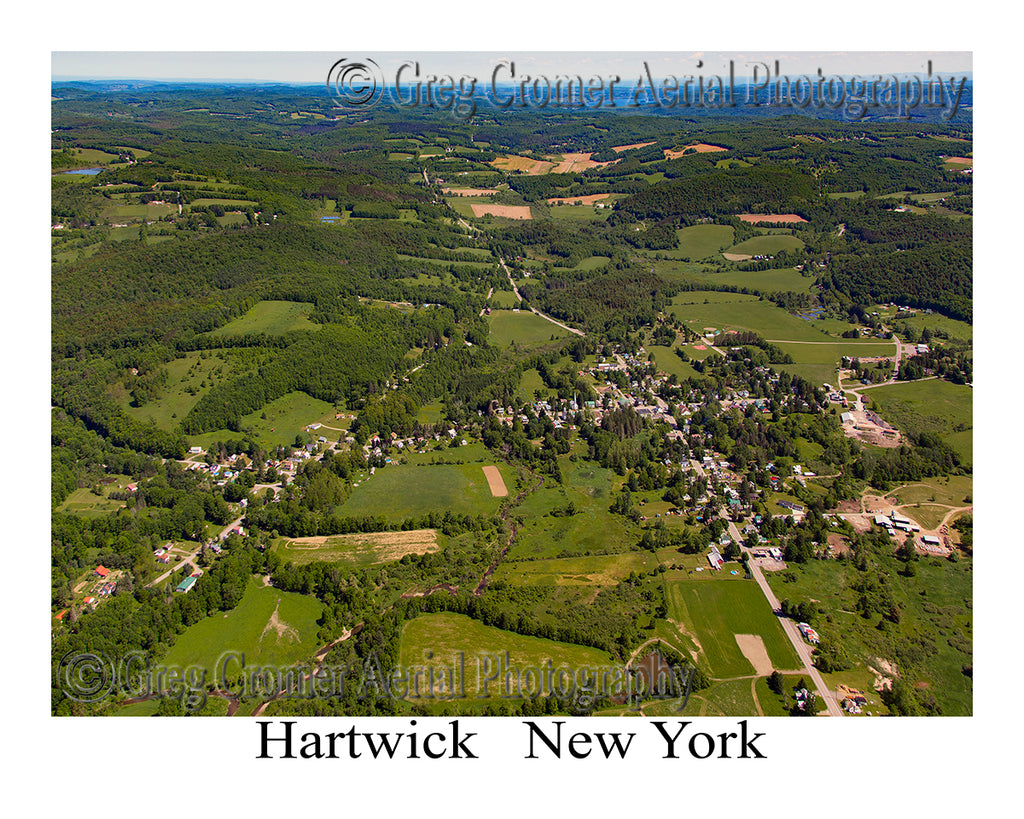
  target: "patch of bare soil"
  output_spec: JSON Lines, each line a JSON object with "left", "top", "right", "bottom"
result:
{"left": 735, "top": 634, "right": 773, "bottom": 676}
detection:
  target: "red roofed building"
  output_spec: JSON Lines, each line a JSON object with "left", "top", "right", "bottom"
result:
{"left": 94, "top": 565, "right": 110, "bottom": 578}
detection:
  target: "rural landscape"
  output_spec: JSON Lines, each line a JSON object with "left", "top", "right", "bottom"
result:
{"left": 51, "top": 66, "right": 972, "bottom": 719}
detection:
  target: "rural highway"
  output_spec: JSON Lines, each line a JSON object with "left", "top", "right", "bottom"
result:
{"left": 725, "top": 517, "right": 845, "bottom": 717}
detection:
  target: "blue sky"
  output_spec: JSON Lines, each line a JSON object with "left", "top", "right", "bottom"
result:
{"left": 52, "top": 51, "right": 971, "bottom": 84}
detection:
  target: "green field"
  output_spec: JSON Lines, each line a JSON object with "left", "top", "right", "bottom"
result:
{"left": 189, "top": 391, "right": 335, "bottom": 449}
{"left": 338, "top": 461, "right": 512, "bottom": 522}
{"left": 56, "top": 486, "right": 128, "bottom": 518}
{"left": 725, "top": 234, "right": 805, "bottom": 257}
{"left": 416, "top": 402, "right": 445, "bottom": 424}
{"left": 162, "top": 578, "right": 323, "bottom": 673}
{"left": 489, "top": 289, "right": 521, "bottom": 308}
{"left": 689, "top": 266, "right": 815, "bottom": 294}
{"left": 663, "top": 575, "right": 801, "bottom": 678}
{"left": 576, "top": 255, "right": 611, "bottom": 270}
{"left": 668, "top": 294, "right": 847, "bottom": 343}
{"left": 508, "top": 459, "right": 637, "bottom": 560}
{"left": 674, "top": 224, "right": 735, "bottom": 259}
{"left": 488, "top": 310, "right": 570, "bottom": 347}
{"left": 122, "top": 350, "right": 246, "bottom": 430}
{"left": 775, "top": 340, "right": 896, "bottom": 386}
{"left": 897, "top": 312, "right": 973, "bottom": 342}
{"left": 865, "top": 380, "right": 973, "bottom": 464}
{"left": 648, "top": 345, "right": 707, "bottom": 381}
{"left": 496, "top": 551, "right": 664, "bottom": 589}
{"left": 518, "top": 367, "right": 548, "bottom": 401}
{"left": 210, "top": 300, "right": 318, "bottom": 336}
{"left": 398, "top": 612, "right": 616, "bottom": 699}
{"left": 189, "top": 198, "right": 258, "bottom": 209}
{"left": 888, "top": 475, "right": 973, "bottom": 507}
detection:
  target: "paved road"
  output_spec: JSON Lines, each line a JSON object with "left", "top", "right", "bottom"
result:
{"left": 725, "top": 517, "right": 844, "bottom": 717}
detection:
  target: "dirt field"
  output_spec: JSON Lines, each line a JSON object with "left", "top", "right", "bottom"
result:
{"left": 826, "top": 533, "right": 850, "bottom": 555}
{"left": 482, "top": 465, "right": 508, "bottom": 497}
{"left": 260, "top": 600, "right": 300, "bottom": 645}
{"left": 945, "top": 156, "right": 972, "bottom": 164}
{"left": 612, "top": 141, "right": 656, "bottom": 152}
{"left": 442, "top": 187, "right": 498, "bottom": 196}
{"left": 840, "top": 408, "right": 902, "bottom": 448}
{"left": 735, "top": 634, "right": 774, "bottom": 675}
{"left": 547, "top": 152, "right": 613, "bottom": 173}
{"left": 470, "top": 203, "right": 533, "bottom": 220}
{"left": 664, "top": 143, "right": 729, "bottom": 158}
{"left": 737, "top": 213, "right": 808, "bottom": 224}
{"left": 281, "top": 529, "right": 440, "bottom": 565}
{"left": 545, "top": 193, "right": 614, "bottom": 206}
{"left": 491, "top": 155, "right": 555, "bottom": 175}
{"left": 722, "top": 252, "right": 753, "bottom": 261}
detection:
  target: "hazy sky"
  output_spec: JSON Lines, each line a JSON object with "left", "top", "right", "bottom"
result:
{"left": 52, "top": 51, "right": 972, "bottom": 84}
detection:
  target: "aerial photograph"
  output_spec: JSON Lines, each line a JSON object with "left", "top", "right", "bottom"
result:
{"left": 50, "top": 50, "right": 974, "bottom": 722}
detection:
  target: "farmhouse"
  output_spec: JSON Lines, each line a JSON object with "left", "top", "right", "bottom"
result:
{"left": 707, "top": 546, "right": 725, "bottom": 571}
{"left": 93, "top": 565, "right": 109, "bottom": 578}
{"left": 797, "top": 622, "right": 820, "bottom": 645}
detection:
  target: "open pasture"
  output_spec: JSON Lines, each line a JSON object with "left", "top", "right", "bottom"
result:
{"left": 865, "top": 380, "right": 973, "bottom": 464}
{"left": 162, "top": 579, "right": 323, "bottom": 673}
{"left": 488, "top": 310, "right": 569, "bottom": 346}
{"left": 122, "top": 350, "right": 245, "bottom": 431}
{"left": 725, "top": 234, "right": 805, "bottom": 257}
{"left": 668, "top": 294, "right": 845, "bottom": 343}
{"left": 210, "top": 301, "right": 318, "bottom": 337}
{"left": 399, "top": 613, "right": 615, "bottom": 699}
{"left": 663, "top": 575, "right": 800, "bottom": 678}
{"left": 338, "top": 461, "right": 512, "bottom": 522}
{"left": 668, "top": 224, "right": 735, "bottom": 260}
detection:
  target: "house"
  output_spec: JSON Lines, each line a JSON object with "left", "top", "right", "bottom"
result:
{"left": 83, "top": 596, "right": 98, "bottom": 610}
{"left": 707, "top": 546, "right": 725, "bottom": 570}
{"left": 176, "top": 576, "right": 198, "bottom": 594}
{"left": 94, "top": 565, "right": 110, "bottom": 579}
{"left": 797, "top": 622, "right": 820, "bottom": 645}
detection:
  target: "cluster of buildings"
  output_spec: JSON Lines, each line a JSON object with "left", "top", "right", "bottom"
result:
{"left": 873, "top": 510, "right": 921, "bottom": 534}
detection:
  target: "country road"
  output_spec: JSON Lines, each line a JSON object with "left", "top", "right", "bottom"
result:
{"left": 146, "top": 515, "right": 244, "bottom": 588}
{"left": 725, "top": 516, "right": 844, "bottom": 717}
{"left": 497, "top": 256, "right": 585, "bottom": 337}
